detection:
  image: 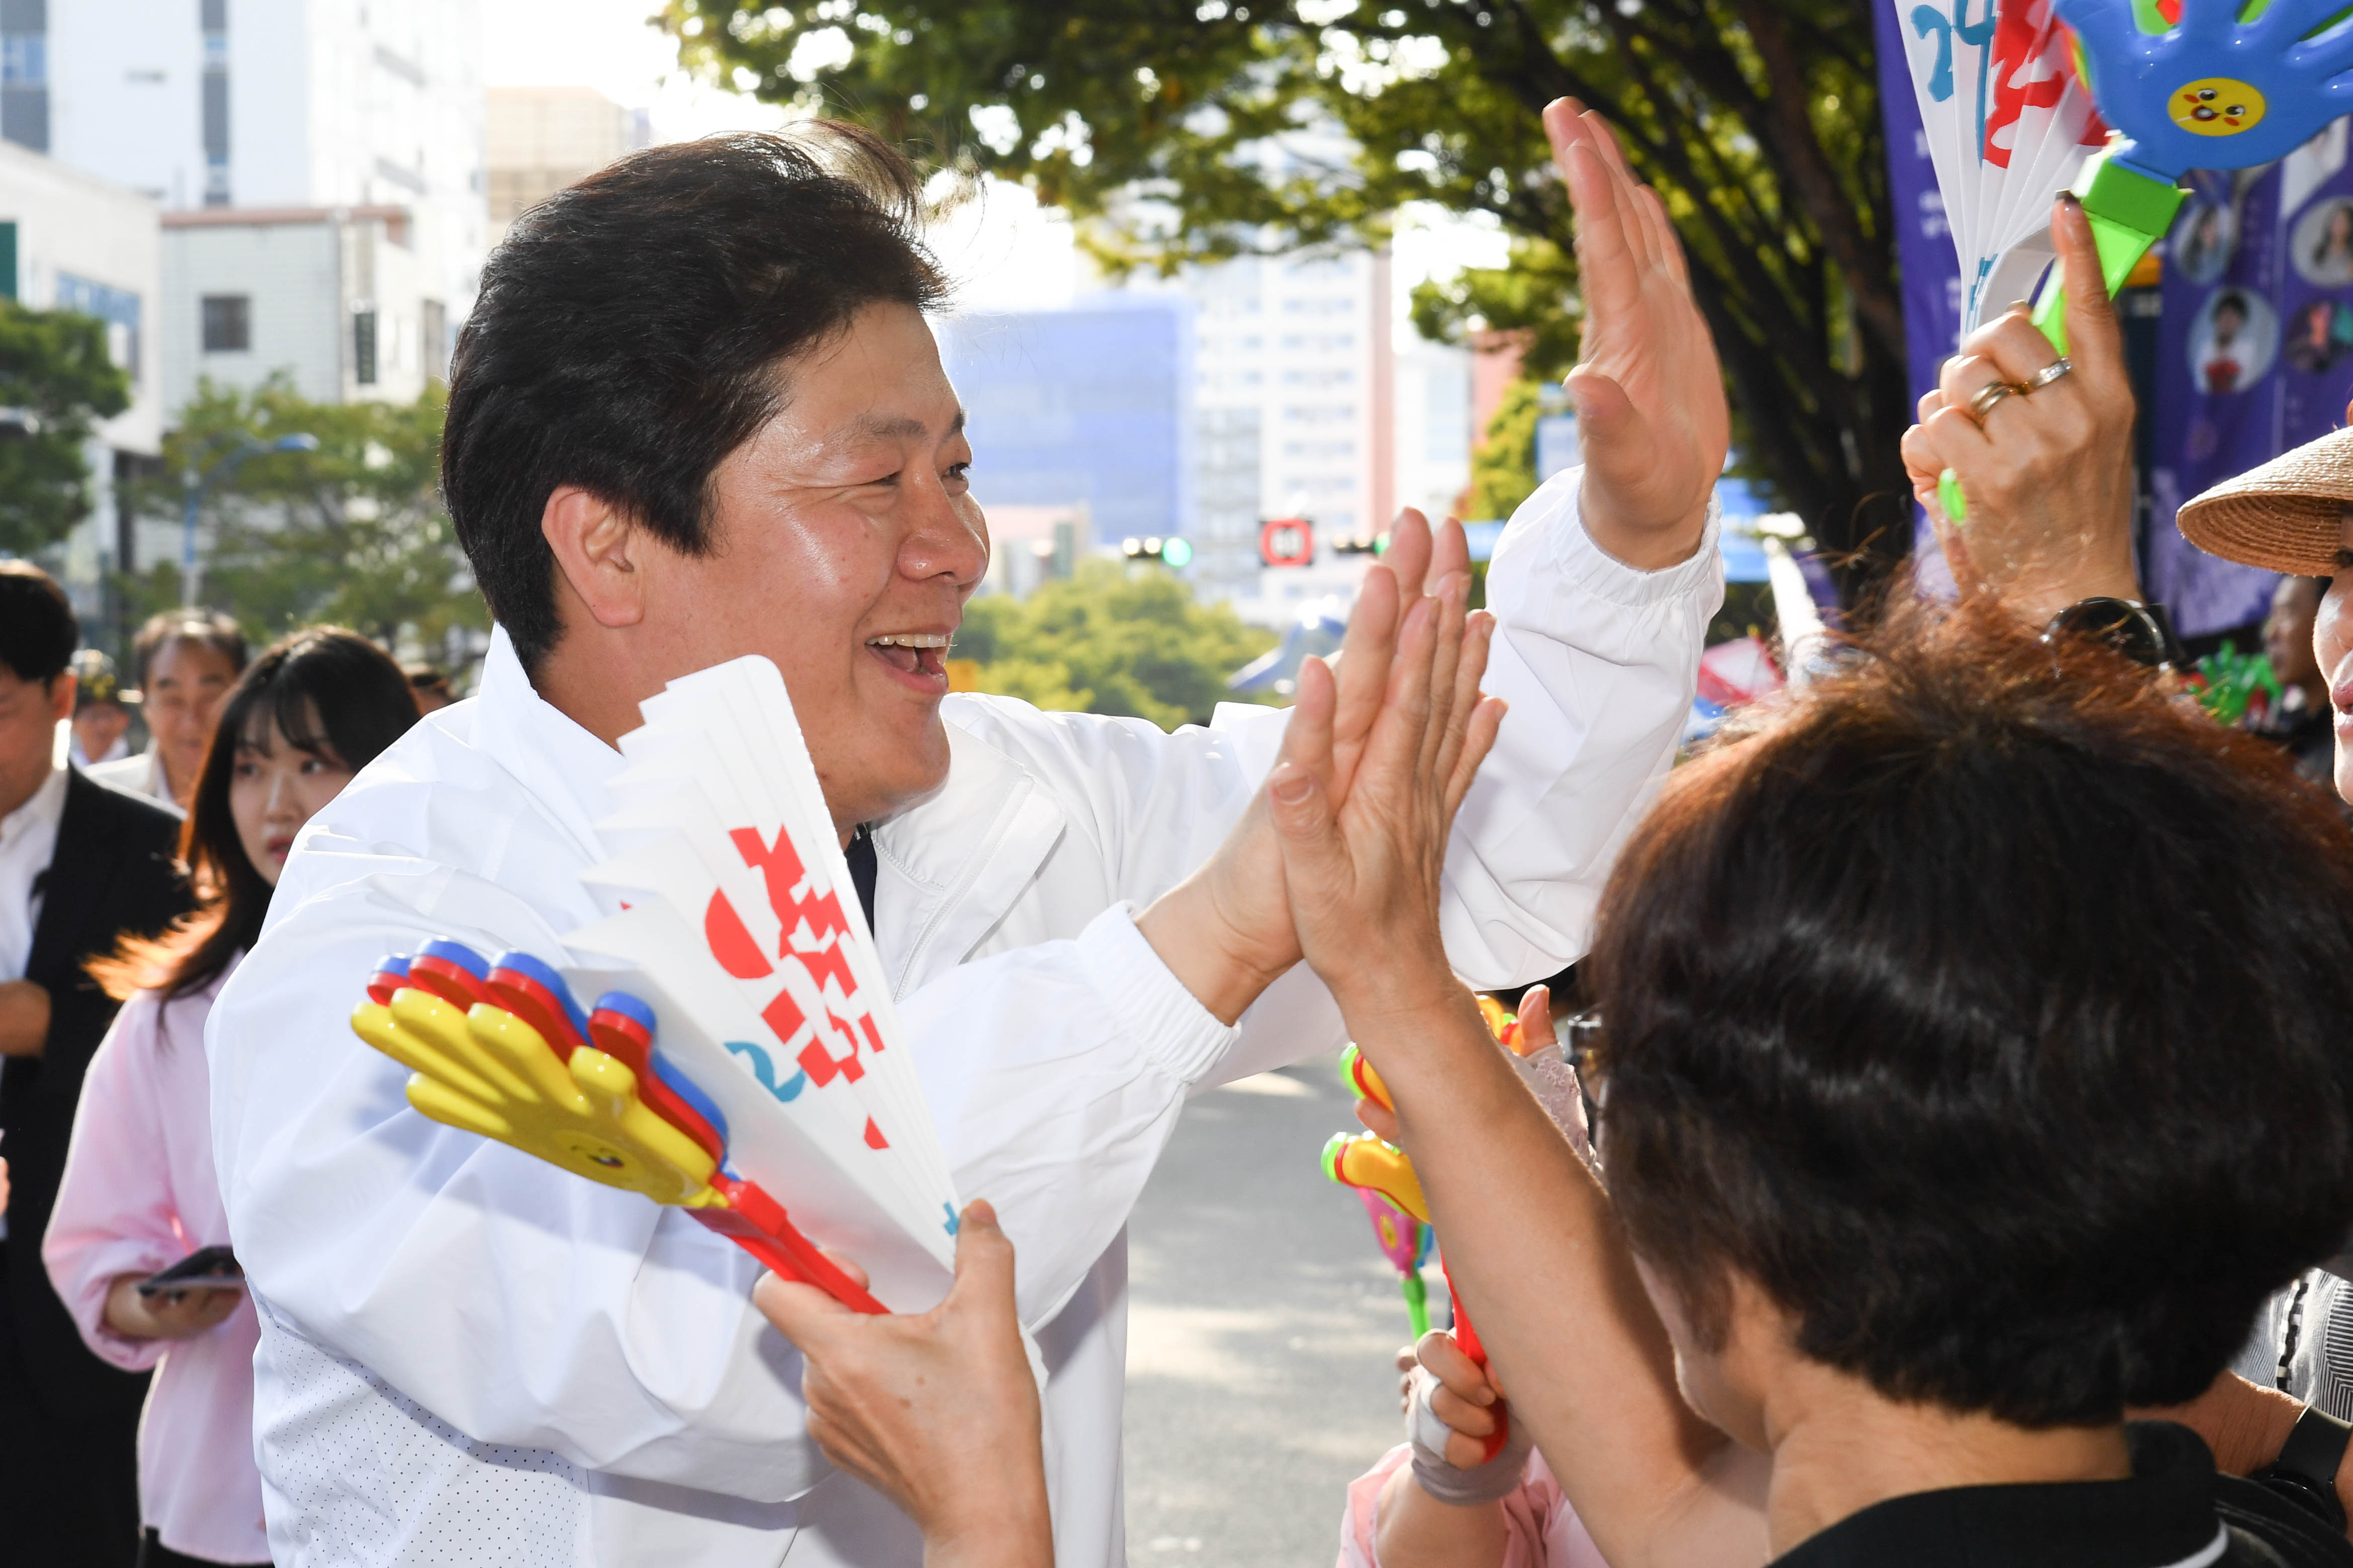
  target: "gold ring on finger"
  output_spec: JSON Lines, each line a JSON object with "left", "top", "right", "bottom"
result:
{"left": 2020, "top": 357, "right": 2073, "bottom": 393}
{"left": 1967, "top": 379, "right": 2023, "bottom": 423}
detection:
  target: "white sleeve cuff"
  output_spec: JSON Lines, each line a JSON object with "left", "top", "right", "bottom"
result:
{"left": 1521, "top": 466, "right": 1725, "bottom": 609}
{"left": 1075, "top": 903, "right": 1240, "bottom": 1086}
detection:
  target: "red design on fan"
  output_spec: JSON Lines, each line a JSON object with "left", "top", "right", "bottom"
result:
{"left": 730, "top": 827, "right": 855, "bottom": 956}
{"left": 761, "top": 985, "right": 806, "bottom": 1047}
{"left": 704, "top": 890, "right": 773, "bottom": 980}
{"left": 798, "top": 1013, "right": 867, "bottom": 1087}
{"left": 864, "top": 1117, "right": 889, "bottom": 1150}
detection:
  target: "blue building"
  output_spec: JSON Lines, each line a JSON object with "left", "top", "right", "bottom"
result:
{"left": 935, "top": 294, "right": 1194, "bottom": 573}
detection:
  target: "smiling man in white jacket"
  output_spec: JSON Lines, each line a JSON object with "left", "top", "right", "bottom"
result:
{"left": 207, "top": 117, "right": 1727, "bottom": 1567}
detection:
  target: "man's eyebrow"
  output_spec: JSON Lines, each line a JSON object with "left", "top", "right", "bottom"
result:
{"left": 849, "top": 408, "right": 967, "bottom": 441}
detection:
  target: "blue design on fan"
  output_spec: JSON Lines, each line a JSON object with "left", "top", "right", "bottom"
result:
{"left": 725, "top": 1040, "right": 809, "bottom": 1103}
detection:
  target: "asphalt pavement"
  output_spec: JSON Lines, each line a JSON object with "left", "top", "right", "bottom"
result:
{"left": 1123, "top": 1058, "right": 1430, "bottom": 1564}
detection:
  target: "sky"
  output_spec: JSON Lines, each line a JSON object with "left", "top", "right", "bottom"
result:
{"left": 477, "top": 0, "right": 1512, "bottom": 315}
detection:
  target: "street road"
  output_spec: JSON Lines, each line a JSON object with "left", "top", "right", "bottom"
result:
{"left": 1124, "top": 1059, "right": 1428, "bottom": 1564}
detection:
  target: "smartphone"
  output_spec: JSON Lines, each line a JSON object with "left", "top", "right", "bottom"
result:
{"left": 135, "top": 1245, "right": 244, "bottom": 1297}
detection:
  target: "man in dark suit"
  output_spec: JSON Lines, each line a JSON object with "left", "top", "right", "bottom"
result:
{"left": 0, "top": 564, "right": 190, "bottom": 1566}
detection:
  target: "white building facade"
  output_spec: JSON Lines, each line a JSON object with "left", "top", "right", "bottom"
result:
{"left": 16, "top": 0, "right": 484, "bottom": 406}
{"left": 0, "top": 136, "right": 160, "bottom": 625}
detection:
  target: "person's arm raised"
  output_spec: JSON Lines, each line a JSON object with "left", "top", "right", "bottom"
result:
{"left": 1550, "top": 99, "right": 1727, "bottom": 572}
{"left": 1902, "top": 194, "right": 2143, "bottom": 625}
{"left": 1265, "top": 637, "right": 1762, "bottom": 1568}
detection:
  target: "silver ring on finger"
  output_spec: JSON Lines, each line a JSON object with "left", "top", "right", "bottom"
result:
{"left": 2020, "top": 357, "right": 2073, "bottom": 393}
{"left": 1967, "top": 379, "right": 2022, "bottom": 423}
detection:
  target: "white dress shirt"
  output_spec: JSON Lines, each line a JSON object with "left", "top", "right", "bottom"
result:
{"left": 0, "top": 761, "right": 66, "bottom": 984}
{"left": 86, "top": 745, "right": 181, "bottom": 818}
{"left": 207, "top": 470, "right": 1722, "bottom": 1567}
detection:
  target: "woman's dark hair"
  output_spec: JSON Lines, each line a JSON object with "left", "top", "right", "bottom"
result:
{"left": 1589, "top": 601, "right": 2353, "bottom": 1428}
{"left": 442, "top": 123, "right": 950, "bottom": 675}
{"left": 92, "top": 627, "right": 420, "bottom": 1002}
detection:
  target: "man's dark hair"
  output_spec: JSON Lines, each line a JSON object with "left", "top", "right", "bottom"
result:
{"left": 0, "top": 561, "right": 76, "bottom": 685}
{"left": 442, "top": 124, "right": 951, "bottom": 673}
{"left": 133, "top": 609, "right": 248, "bottom": 687}
{"left": 1590, "top": 603, "right": 2353, "bottom": 1429}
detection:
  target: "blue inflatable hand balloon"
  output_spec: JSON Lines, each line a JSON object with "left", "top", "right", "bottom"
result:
{"left": 2056, "top": 0, "right": 2353, "bottom": 180}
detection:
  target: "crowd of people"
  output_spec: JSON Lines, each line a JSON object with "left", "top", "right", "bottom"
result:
{"left": 7, "top": 94, "right": 2353, "bottom": 1568}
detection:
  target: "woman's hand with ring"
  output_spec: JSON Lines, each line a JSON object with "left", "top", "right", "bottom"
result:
{"left": 1899, "top": 194, "right": 2142, "bottom": 625}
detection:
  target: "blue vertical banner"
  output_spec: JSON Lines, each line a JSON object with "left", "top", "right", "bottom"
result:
{"left": 1875, "top": 0, "right": 1966, "bottom": 595}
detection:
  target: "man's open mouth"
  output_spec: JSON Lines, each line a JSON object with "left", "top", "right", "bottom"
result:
{"left": 867, "top": 632, "right": 952, "bottom": 682}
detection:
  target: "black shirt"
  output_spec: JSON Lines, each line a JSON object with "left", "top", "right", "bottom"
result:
{"left": 1772, "top": 1422, "right": 2353, "bottom": 1568}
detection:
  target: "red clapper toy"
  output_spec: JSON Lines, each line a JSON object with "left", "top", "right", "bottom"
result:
{"left": 352, "top": 937, "right": 885, "bottom": 1313}
{"left": 1325, "top": 1042, "right": 1510, "bottom": 1462}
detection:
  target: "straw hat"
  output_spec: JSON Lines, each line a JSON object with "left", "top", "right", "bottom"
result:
{"left": 2176, "top": 422, "right": 2353, "bottom": 577}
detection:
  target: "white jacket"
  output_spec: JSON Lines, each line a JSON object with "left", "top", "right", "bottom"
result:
{"left": 207, "top": 470, "right": 1722, "bottom": 1567}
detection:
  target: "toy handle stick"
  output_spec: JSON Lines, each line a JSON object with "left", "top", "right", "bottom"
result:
{"left": 1442, "top": 1257, "right": 1510, "bottom": 1464}
{"left": 1938, "top": 146, "right": 2186, "bottom": 523}
{"left": 694, "top": 1174, "right": 889, "bottom": 1315}
{"left": 1401, "top": 1273, "right": 1432, "bottom": 1340}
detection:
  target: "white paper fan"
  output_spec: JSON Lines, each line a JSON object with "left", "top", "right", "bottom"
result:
{"left": 564, "top": 654, "right": 962, "bottom": 1309}
{"left": 1900, "top": 0, "right": 2109, "bottom": 335}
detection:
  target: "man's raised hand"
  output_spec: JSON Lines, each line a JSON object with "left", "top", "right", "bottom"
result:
{"left": 1549, "top": 99, "right": 1727, "bottom": 570}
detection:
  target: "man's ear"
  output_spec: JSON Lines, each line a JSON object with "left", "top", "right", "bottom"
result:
{"left": 46, "top": 671, "right": 76, "bottom": 724}
{"left": 542, "top": 485, "right": 648, "bottom": 630}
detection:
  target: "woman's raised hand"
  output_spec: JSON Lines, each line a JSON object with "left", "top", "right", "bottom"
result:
{"left": 1263, "top": 571, "right": 1505, "bottom": 1025}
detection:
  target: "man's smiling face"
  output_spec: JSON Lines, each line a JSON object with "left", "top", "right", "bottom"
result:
{"left": 673, "top": 301, "right": 989, "bottom": 829}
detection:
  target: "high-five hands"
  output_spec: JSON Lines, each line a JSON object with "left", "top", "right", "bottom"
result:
{"left": 1137, "top": 510, "right": 1487, "bottom": 1025}
{"left": 1548, "top": 99, "right": 1728, "bottom": 570}
{"left": 1263, "top": 582, "right": 1506, "bottom": 1027}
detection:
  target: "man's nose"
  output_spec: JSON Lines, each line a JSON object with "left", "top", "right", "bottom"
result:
{"left": 902, "top": 492, "right": 989, "bottom": 589}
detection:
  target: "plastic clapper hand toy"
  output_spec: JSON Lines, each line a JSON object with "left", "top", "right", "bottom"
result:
{"left": 1325, "top": 1041, "right": 1509, "bottom": 1461}
{"left": 353, "top": 939, "right": 885, "bottom": 1312}
{"left": 1938, "top": 0, "right": 2353, "bottom": 520}
{"left": 352, "top": 981, "right": 723, "bottom": 1204}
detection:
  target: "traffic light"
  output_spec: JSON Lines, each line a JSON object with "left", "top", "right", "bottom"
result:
{"left": 1260, "top": 517, "right": 1314, "bottom": 567}
{"left": 1121, "top": 536, "right": 1193, "bottom": 567}
{"left": 1329, "top": 532, "right": 1387, "bottom": 557}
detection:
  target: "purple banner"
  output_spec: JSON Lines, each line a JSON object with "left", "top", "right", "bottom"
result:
{"left": 2146, "top": 166, "right": 2290, "bottom": 634}
{"left": 1875, "top": 0, "right": 1965, "bottom": 597}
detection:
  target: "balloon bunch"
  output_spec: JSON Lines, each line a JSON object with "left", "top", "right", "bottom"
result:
{"left": 352, "top": 938, "right": 887, "bottom": 1314}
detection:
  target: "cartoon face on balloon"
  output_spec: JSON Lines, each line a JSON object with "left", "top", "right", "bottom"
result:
{"left": 2169, "top": 77, "right": 2266, "bottom": 136}
{"left": 2055, "top": 0, "right": 2353, "bottom": 175}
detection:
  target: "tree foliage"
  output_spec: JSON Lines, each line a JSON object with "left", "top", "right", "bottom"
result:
{"left": 954, "top": 559, "right": 1277, "bottom": 729}
{"left": 1465, "top": 377, "right": 1543, "bottom": 523}
{"left": 123, "top": 378, "right": 484, "bottom": 648}
{"left": 663, "top": 0, "right": 1912, "bottom": 593}
{"left": 0, "top": 302, "right": 131, "bottom": 556}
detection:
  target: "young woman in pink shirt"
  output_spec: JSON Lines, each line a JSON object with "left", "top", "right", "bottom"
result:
{"left": 46, "top": 627, "right": 421, "bottom": 1568}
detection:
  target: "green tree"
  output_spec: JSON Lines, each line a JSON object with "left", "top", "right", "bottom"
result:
{"left": 1464, "top": 377, "right": 1542, "bottom": 524}
{"left": 0, "top": 302, "right": 131, "bottom": 556}
{"left": 663, "top": 0, "right": 1910, "bottom": 596}
{"left": 124, "top": 378, "right": 485, "bottom": 649}
{"left": 954, "top": 559, "right": 1277, "bottom": 729}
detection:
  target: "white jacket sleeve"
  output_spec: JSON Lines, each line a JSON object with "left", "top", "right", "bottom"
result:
{"left": 211, "top": 859, "right": 1234, "bottom": 1504}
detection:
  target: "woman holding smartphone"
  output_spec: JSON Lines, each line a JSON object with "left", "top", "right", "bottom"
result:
{"left": 45, "top": 628, "right": 421, "bottom": 1568}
